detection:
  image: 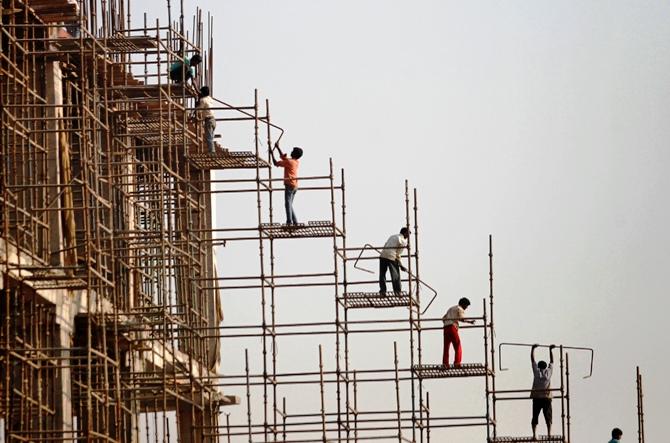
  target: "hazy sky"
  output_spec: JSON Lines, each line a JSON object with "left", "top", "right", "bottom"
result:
{"left": 137, "top": 1, "right": 670, "bottom": 441}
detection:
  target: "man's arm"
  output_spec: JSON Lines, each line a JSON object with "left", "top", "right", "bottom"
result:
{"left": 531, "top": 344, "right": 538, "bottom": 365}
{"left": 188, "top": 101, "right": 198, "bottom": 121}
{"left": 549, "top": 344, "right": 555, "bottom": 364}
{"left": 460, "top": 308, "right": 475, "bottom": 324}
{"left": 272, "top": 142, "right": 284, "bottom": 166}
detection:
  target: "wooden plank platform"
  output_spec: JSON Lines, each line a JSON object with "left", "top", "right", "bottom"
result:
{"left": 21, "top": 269, "right": 88, "bottom": 290}
{"left": 55, "top": 36, "right": 157, "bottom": 52}
{"left": 340, "top": 292, "right": 414, "bottom": 309}
{"left": 412, "top": 363, "right": 490, "bottom": 379}
{"left": 28, "top": 0, "right": 79, "bottom": 23}
{"left": 124, "top": 117, "right": 193, "bottom": 146}
{"left": 489, "top": 436, "right": 565, "bottom": 442}
{"left": 187, "top": 151, "right": 269, "bottom": 170}
{"left": 259, "top": 221, "right": 341, "bottom": 239}
{"left": 116, "top": 84, "right": 198, "bottom": 99}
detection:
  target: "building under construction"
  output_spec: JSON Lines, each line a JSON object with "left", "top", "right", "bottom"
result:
{"left": 1, "top": 0, "right": 645, "bottom": 442}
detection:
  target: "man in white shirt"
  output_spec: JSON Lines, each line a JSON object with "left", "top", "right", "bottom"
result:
{"left": 442, "top": 297, "right": 475, "bottom": 368}
{"left": 196, "top": 86, "right": 216, "bottom": 152}
{"left": 531, "top": 344, "right": 555, "bottom": 440}
{"left": 378, "top": 227, "right": 409, "bottom": 295}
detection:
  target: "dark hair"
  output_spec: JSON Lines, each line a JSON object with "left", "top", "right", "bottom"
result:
{"left": 199, "top": 86, "right": 210, "bottom": 97}
{"left": 190, "top": 53, "right": 202, "bottom": 65}
{"left": 291, "top": 147, "right": 303, "bottom": 159}
{"left": 538, "top": 360, "right": 547, "bottom": 370}
{"left": 612, "top": 428, "right": 622, "bottom": 439}
{"left": 458, "top": 297, "right": 470, "bottom": 308}
{"left": 400, "top": 227, "right": 409, "bottom": 236}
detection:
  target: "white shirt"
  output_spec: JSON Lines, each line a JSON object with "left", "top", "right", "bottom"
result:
{"left": 531, "top": 363, "right": 554, "bottom": 398}
{"left": 379, "top": 234, "right": 407, "bottom": 261}
{"left": 197, "top": 96, "right": 215, "bottom": 119}
{"left": 442, "top": 305, "right": 466, "bottom": 327}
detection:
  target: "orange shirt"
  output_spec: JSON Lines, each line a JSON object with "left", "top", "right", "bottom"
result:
{"left": 277, "top": 154, "right": 299, "bottom": 188}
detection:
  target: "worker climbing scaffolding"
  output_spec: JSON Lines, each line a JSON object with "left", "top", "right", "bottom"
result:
{"left": 169, "top": 51, "right": 202, "bottom": 84}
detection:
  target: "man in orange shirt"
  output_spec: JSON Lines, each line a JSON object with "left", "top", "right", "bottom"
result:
{"left": 272, "top": 143, "right": 303, "bottom": 225}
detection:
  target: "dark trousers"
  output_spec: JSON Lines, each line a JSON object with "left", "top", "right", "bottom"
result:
{"left": 284, "top": 185, "right": 298, "bottom": 225}
{"left": 531, "top": 398, "right": 552, "bottom": 426}
{"left": 379, "top": 258, "right": 401, "bottom": 294}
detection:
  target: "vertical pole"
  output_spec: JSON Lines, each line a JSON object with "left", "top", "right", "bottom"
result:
{"left": 329, "top": 158, "right": 343, "bottom": 442}
{"left": 483, "top": 299, "right": 491, "bottom": 443}
{"left": 637, "top": 366, "right": 645, "bottom": 443}
{"left": 245, "top": 349, "right": 252, "bottom": 443}
{"left": 251, "top": 88, "right": 269, "bottom": 441}
{"left": 342, "top": 167, "right": 351, "bottom": 442}
{"left": 559, "top": 346, "right": 566, "bottom": 440}
{"left": 488, "top": 234, "right": 497, "bottom": 438}
{"left": 566, "top": 353, "right": 571, "bottom": 443}
{"left": 319, "top": 345, "right": 327, "bottom": 442}
{"left": 353, "top": 371, "right": 358, "bottom": 443}
{"left": 265, "top": 98, "right": 278, "bottom": 442}
{"left": 403, "top": 180, "right": 416, "bottom": 442}
{"left": 282, "top": 397, "right": 287, "bottom": 442}
{"left": 394, "top": 342, "right": 402, "bottom": 443}
{"left": 412, "top": 187, "right": 422, "bottom": 443}
{"left": 426, "top": 392, "right": 431, "bottom": 443}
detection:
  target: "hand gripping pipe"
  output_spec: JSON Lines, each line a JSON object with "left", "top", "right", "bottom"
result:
{"left": 498, "top": 342, "right": 594, "bottom": 378}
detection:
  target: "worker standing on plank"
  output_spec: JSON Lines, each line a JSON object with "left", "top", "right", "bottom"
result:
{"left": 272, "top": 143, "right": 303, "bottom": 226}
{"left": 442, "top": 297, "right": 474, "bottom": 368}
{"left": 379, "top": 228, "right": 409, "bottom": 295}
{"left": 195, "top": 86, "right": 216, "bottom": 153}
{"left": 531, "top": 344, "right": 555, "bottom": 440}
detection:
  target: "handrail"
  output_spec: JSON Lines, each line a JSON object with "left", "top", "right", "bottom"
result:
{"left": 498, "top": 342, "right": 594, "bottom": 379}
{"left": 211, "top": 96, "right": 285, "bottom": 145}
{"left": 353, "top": 244, "right": 438, "bottom": 315}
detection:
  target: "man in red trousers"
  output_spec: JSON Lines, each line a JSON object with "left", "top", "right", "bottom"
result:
{"left": 442, "top": 297, "right": 475, "bottom": 368}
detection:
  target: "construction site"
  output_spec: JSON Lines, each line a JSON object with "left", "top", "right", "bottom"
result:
{"left": 0, "top": 0, "right": 650, "bottom": 442}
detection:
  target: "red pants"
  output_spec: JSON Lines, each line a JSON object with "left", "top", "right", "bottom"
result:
{"left": 442, "top": 325, "right": 462, "bottom": 367}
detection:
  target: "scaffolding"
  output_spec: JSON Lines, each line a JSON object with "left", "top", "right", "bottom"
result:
{"left": 0, "top": 0, "right": 595, "bottom": 442}
{"left": 1, "top": 0, "right": 236, "bottom": 440}
{"left": 202, "top": 87, "right": 499, "bottom": 440}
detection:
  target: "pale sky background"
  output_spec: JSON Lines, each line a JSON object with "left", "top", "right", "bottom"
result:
{"left": 136, "top": 1, "right": 670, "bottom": 441}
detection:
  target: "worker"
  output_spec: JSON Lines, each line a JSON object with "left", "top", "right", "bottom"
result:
{"left": 531, "top": 344, "right": 555, "bottom": 440}
{"left": 272, "top": 143, "right": 303, "bottom": 226}
{"left": 379, "top": 228, "right": 409, "bottom": 295}
{"left": 609, "top": 428, "right": 623, "bottom": 442}
{"left": 442, "top": 297, "right": 474, "bottom": 368}
{"left": 169, "top": 52, "right": 202, "bottom": 83}
{"left": 195, "top": 86, "right": 216, "bottom": 152}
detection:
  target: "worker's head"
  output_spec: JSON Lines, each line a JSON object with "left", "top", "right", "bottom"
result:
{"left": 400, "top": 227, "right": 410, "bottom": 239}
{"left": 458, "top": 297, "right": 471, "bottom": 310}
{"left": 537, "top": 360, "right": 547, "bottom": 370}
{"left": 190, "top": 52, "right": 202, "bottom": 66}
{"left": 611, "top": 428, "right": 623, "bottom": 440}
{"left": 199, "top": 86, "right": 210, "bottom": 97}
{"left": 290, "top": 147, "right": 303, "bottom": 159}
